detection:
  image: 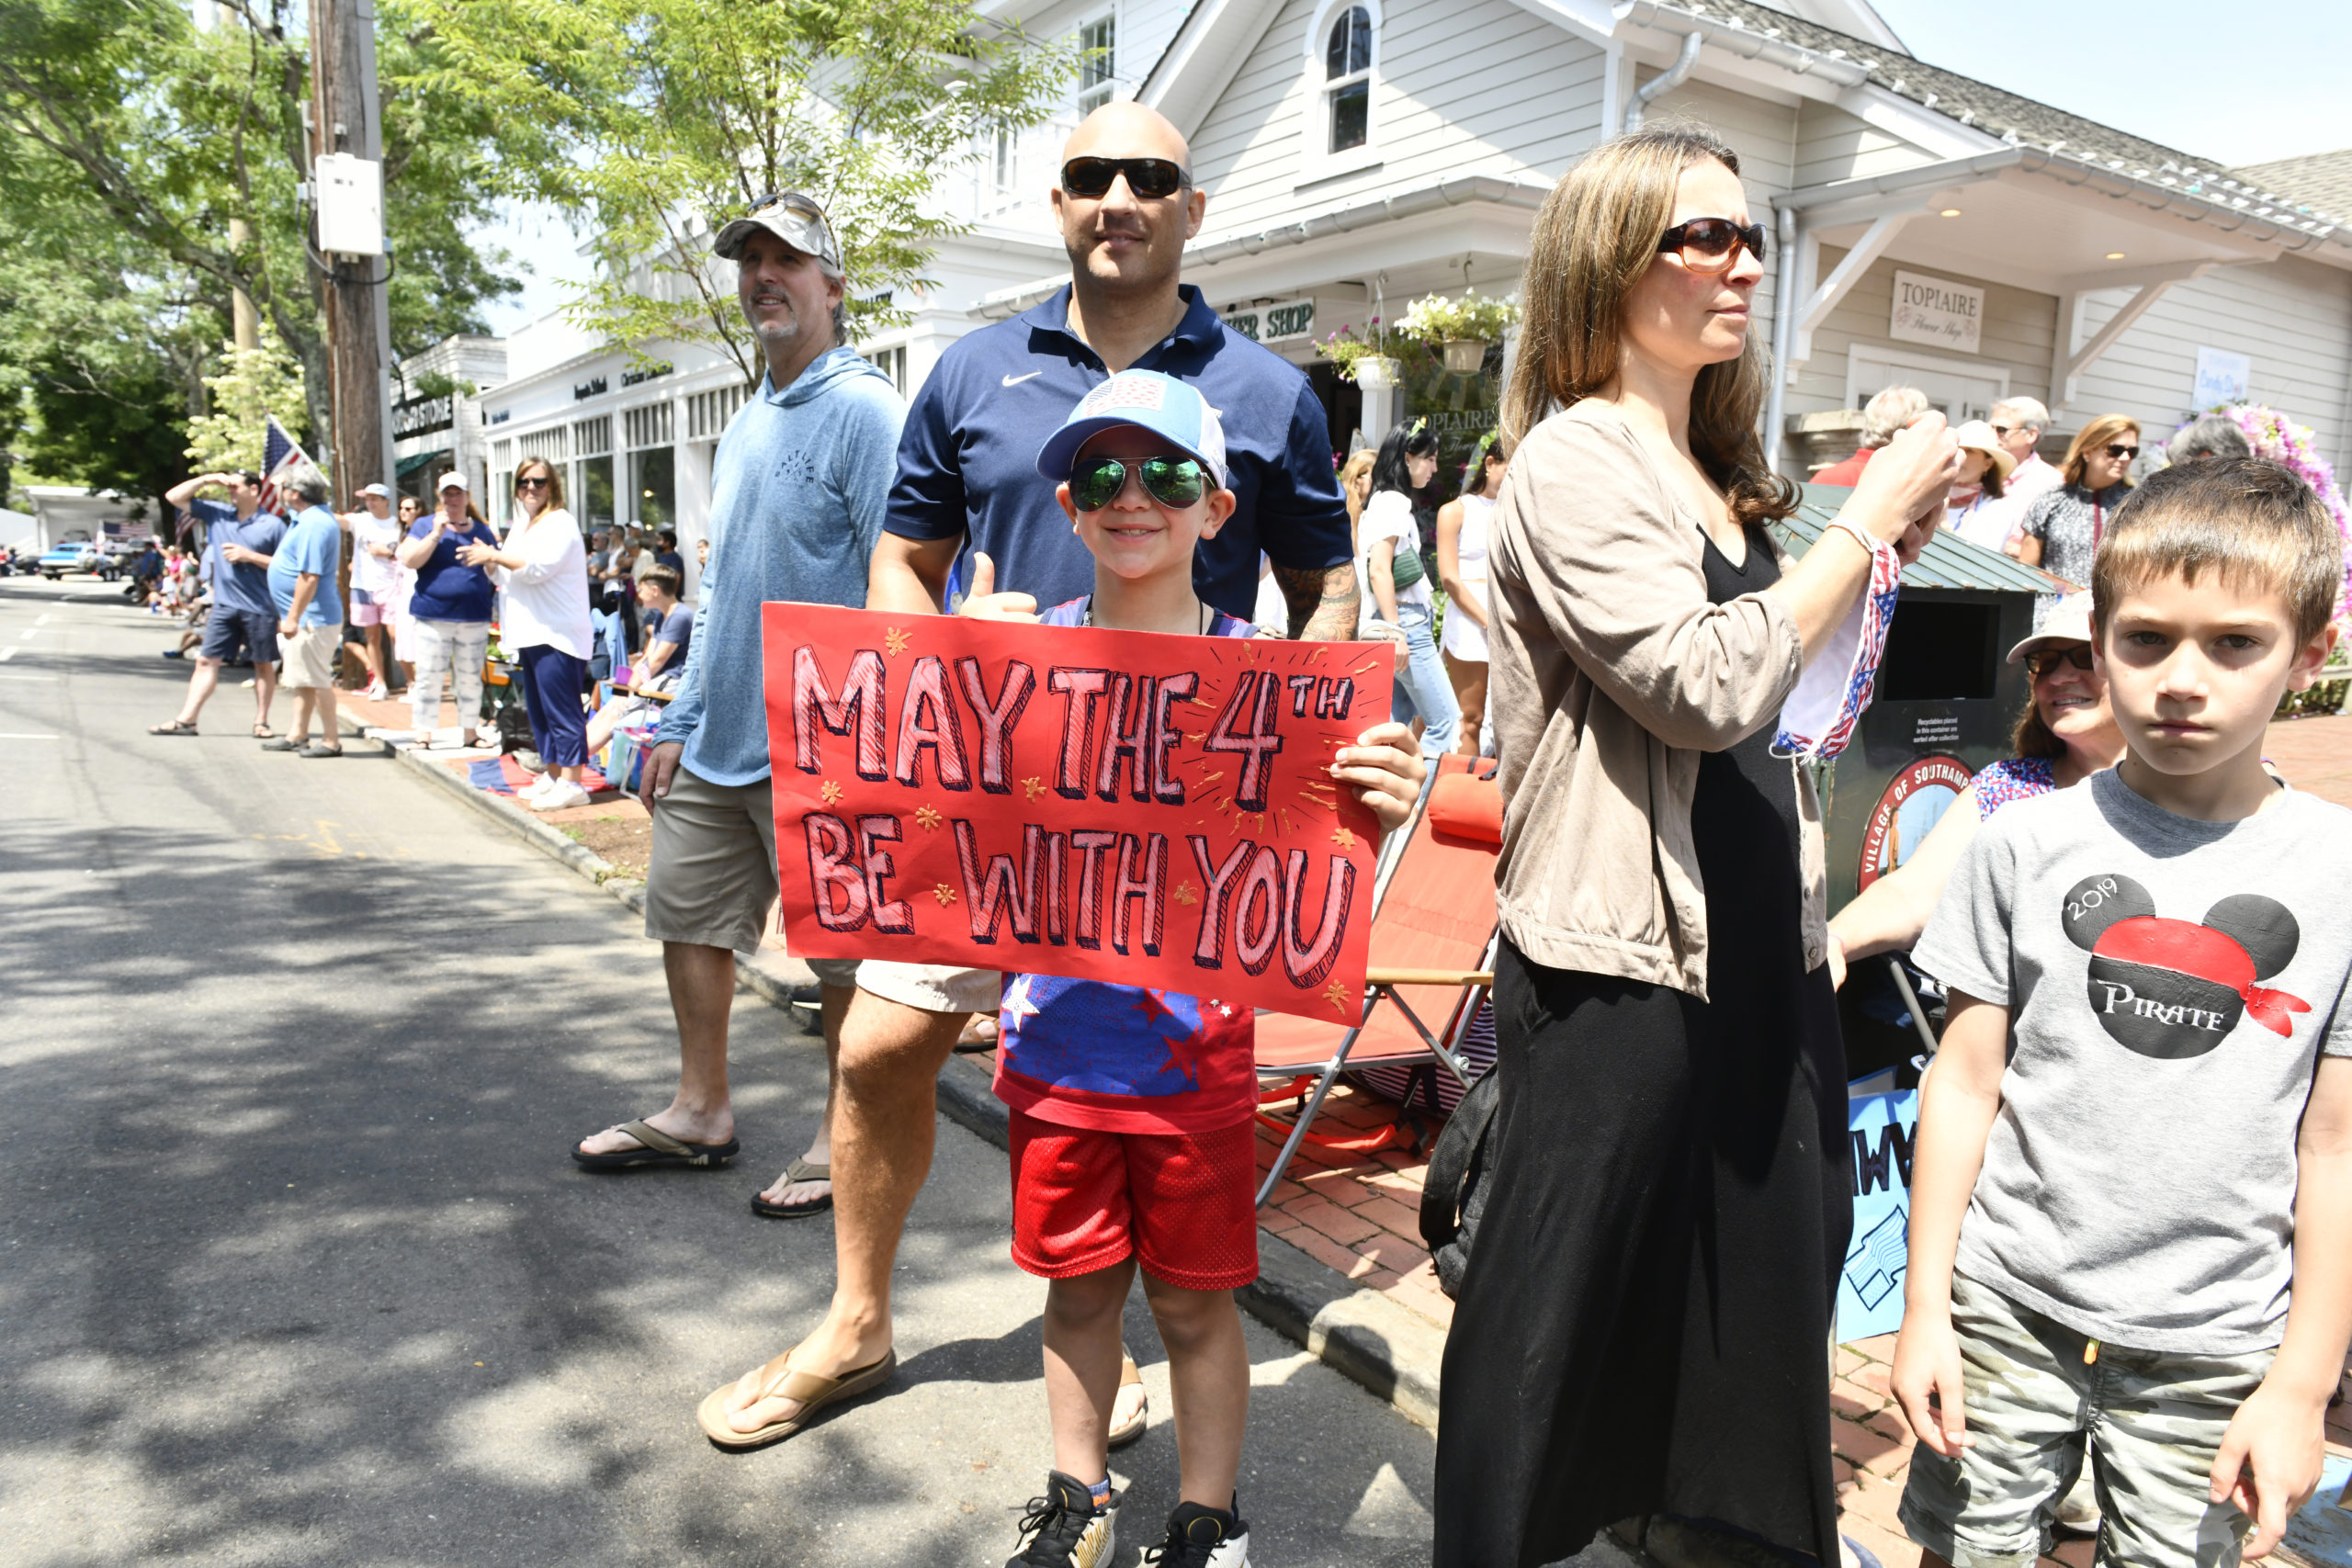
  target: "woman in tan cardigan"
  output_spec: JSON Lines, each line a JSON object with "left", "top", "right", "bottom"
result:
{"left": 1432, "top": 127, "right": 1958, "bottom": 1568}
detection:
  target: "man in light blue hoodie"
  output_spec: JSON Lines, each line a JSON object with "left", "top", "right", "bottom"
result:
{"left": 572, "top": 193, "right": 903, "bottom": 1214}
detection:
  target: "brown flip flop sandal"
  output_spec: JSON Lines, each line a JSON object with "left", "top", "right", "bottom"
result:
{"left": 695, "top": 1347, "right": 897, "bottom": 1450}
{"left": 1108, "top": 1351, "right": 1149, "bottom": 1449}
{"left": 750, "top": 1157, "right": 832, "bottom": 1219}
{"left": 571, "top": 1118, "right": 741, "bottom": 1171}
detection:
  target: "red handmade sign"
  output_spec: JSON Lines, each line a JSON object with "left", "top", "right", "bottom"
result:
{"left": 761, "top": 604, "right": 1394, "bottom": 1020}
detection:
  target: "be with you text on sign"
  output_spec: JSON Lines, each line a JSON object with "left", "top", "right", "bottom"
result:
{"left": 762, "top": 604, "right": 1396, "bottom": 1020}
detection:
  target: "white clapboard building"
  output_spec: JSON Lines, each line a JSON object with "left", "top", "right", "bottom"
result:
{"left": 454, "top": 0, "right": 2351, "bottom": 584}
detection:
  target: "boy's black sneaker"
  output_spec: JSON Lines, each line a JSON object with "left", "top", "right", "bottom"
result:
{"left": 1005, "top": 1471, "right": 1117, "bottom": 1567}
{"left": 1142, "top": 1499, "right": 1250, "bottom": 1565}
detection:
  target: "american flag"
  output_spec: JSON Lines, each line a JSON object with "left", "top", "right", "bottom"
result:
{"left": 254, "top": 415, "right": 315, "bottom": 516}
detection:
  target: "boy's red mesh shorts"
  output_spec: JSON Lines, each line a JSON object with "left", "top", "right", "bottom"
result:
{"left": 1007, "top": 1111, "right": 1261, "bottom": 1291}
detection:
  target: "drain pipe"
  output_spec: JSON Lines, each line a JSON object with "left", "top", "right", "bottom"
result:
{"left": 1765, "top": 202, "right": 1799, "bottom": 474}
{"left": 1623, "top": 29, "right": 1702, "bottom": 132}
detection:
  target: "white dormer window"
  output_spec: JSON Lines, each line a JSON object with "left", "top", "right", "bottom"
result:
{"left": 1078, "top": 12, "right": 1116, "bottom": 115}
{"left": 1300, "top": 0, "right": 1380, "bottom": 185}
{"left": 1324, "top": 6, "right": 1372, "bottom": 152}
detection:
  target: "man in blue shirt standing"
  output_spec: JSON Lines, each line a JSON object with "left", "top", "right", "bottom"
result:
{"left": 571, "top": 193, "right": 907, "bottom": 1224}
{"left": 149, "top": 467, "right": 287, "bottom": 738}
{"left": 263, "top": 468, "right": 345, "bottom": 758}
{"left": 700, "top": 100, "right": 1362, "bottom": 1455}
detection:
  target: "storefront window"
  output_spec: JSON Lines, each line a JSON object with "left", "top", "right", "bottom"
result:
{"left": 579, "top": 455, "right": 616, "bottom": 531}
{"left": 632, "top": 446, "right": 675, "bottom": 529}
{"left": 1397, "top": 337, "right": 1503, "bottom": 485}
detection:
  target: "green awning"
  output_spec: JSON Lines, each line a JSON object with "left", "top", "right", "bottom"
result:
{"left": 396, "top": 449, "right": 447, "bottom": 478}
{"left": 1771, "top": 484, "right": 2069, "bottom": 594}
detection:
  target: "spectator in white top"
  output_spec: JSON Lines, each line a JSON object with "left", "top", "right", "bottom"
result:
{"left": 1360, "top": 419, "right": 1459, "bottom": 757}
{"left": 1944, "top": 420, "right": 2018, "bottom": 553}
{"left": 462, "top": 457, "right": 594, "bottom": 809}
{"left": 1988, "top": 397, "right": 2063, "bottom": 509}
{"left": 343, "top": 481, "right": 403, "bottom": 699}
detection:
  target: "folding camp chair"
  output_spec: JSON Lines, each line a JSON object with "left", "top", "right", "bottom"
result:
{"left": 1252, "top": 752, "right": 1502, "bottom": 1205}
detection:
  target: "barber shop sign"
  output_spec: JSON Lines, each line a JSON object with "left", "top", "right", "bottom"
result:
{"left": 1889, "top": 269, "right": 1984, "bottom": 355}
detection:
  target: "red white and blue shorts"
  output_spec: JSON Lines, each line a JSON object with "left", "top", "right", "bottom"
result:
{"left": 1007, "top": 1111, "right": 1260, "bottom": 1292}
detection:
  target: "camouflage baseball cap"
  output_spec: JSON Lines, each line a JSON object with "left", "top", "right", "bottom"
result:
{"left": 712, "top": 190, "right": 842, "bottom": 270}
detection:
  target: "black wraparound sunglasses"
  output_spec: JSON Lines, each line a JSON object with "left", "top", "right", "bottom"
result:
{"left": 2105, "top": 443, "right": 2142, "bottom": 460}
{"left": 1658, "top": 216, "right": 1768, "bottom": 272}
{"left": 1060, "top": 156, "right": 1189, "bottom": 200}
{"left": 2028, "top": 645, "right": 2096, "bottom": 679}
{"left": 1069, "top": 455, "right": 1208, "bottom": 513}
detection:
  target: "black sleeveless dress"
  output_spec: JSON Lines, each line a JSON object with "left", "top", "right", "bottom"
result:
{"left": 1433, "top": 524, "right": 1852, "bottom": 1568}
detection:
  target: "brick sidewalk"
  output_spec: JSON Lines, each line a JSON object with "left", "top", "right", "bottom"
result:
{"left": 356, "top": 681, "right": 2352, "bottom": 1528}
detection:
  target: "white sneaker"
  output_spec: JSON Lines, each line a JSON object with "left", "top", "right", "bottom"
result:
{"left": 517, "top": 774, "right": 558, "bottom": 802}
{"left": 364, "top": 681, "right": 390, "bottom": 701}
{"left": 530, "top": 780, "right": 592, "bottom": 811}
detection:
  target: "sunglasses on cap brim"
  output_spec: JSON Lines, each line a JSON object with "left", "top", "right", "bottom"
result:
{"left": 1060, "top": 157, "right": 1188, "bottom": 200}
{"left": 1069, "top": 454, "right": 1210, "bottom": 513}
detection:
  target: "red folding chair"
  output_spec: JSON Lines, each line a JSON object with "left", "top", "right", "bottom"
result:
{"left": 1252, "top": 752, "right": 1502, "bottom": 1204}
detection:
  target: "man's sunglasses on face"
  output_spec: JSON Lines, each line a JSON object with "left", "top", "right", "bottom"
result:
{"left": 1657, "top": 217, "right": 1768, "bottom": 273}
{"left": 1060, "top": 157, "right": 1188, "bottom": 200}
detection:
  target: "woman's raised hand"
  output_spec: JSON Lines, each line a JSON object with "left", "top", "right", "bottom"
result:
{"left": 956, "top": 551, "right": 1039, "bottom": 623}
{"left": 1845, "top": 412, "right": 1961, "bottom": 547}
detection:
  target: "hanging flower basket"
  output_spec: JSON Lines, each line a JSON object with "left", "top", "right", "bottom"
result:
{"left": 1315, "top": 324, "right": 1403, "bottom": 389}
{"left": 1397, "top": 288, "right": 1520, "bottom": 372}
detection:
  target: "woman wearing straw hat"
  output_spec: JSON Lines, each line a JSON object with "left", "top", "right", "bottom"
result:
{"left": 1943, "top": 419, "right": 2018, "bottom": 553}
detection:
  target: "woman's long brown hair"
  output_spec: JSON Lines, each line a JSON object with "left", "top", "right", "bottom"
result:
{"left": 1502, "top": 126, "right": 1796, "bottom": 529}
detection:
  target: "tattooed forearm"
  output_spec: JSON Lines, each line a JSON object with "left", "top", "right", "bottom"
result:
{"left": 1274, "top": 561, "right": 1361, "bottom": 641}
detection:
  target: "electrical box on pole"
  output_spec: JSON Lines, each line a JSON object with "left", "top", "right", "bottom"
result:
{"left": 313, "top": 152, "right": 384, "bottom": 255}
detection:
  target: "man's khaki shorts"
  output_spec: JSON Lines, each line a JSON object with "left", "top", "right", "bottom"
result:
{"left": 643, "top": 765, "right": 859, "bottom": 986}
{"left": 856, "top": 959, "right": 1001, "bottom": 1016}
{"left": 277, "top": 623, "right": 339, "bottom": 689}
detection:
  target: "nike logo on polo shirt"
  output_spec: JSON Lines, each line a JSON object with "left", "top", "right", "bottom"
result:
{"left": 1001, "top": 371, "right": 1044, "bottom": 387}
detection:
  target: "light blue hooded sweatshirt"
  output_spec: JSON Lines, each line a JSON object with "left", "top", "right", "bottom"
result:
{"left": 658, "top": 345, "right": 906, "bottom": 785}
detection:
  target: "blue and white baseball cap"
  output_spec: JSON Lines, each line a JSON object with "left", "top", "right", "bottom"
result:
{"left": 1035, "top": 369, "right": 1228, "bottom": 491}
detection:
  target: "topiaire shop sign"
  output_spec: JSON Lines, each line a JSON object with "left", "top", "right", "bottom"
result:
{"left": 1890, "top": 269, "right": 1984, "bottom": 355}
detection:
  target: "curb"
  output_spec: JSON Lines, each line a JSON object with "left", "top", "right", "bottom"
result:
{"left": 361, "top": 721, "right": 1447, "bottom": 1430}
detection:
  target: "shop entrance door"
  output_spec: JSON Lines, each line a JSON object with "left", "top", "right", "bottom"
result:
{"left": 1846, "top": 345, "right": 2011, "bottom": 425}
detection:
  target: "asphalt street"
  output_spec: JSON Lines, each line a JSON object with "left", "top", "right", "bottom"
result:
{"left": 0, "top": 577, "right": 1442, "bottom": 1566}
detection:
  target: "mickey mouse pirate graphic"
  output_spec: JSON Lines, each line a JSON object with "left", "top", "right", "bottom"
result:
{"left": 2063, "top": 873, "right": 2312, "bottom": 1057}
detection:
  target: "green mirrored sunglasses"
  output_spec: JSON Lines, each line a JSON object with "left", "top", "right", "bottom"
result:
{"left": 1069, "top": 454, "right": 1208, "bottom": 513}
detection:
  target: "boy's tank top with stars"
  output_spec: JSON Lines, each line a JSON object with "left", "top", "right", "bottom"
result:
{"left": 991, "top": 597, "right": 1261, "bottom": 1135}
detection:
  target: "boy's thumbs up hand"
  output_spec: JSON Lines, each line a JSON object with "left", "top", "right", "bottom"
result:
{"left": 957, "top": 550, "right": 1039, "bottom": 623}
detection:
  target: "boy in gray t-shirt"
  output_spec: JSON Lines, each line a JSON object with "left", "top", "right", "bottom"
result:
{"left": 1894, "top": 459, "right": 2352, "bottom": 1568}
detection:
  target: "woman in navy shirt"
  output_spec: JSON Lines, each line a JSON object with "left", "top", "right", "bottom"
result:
{"left": 396, "top": 471, "right": 500, "bottom": 749}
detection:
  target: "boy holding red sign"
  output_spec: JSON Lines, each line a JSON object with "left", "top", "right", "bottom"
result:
{"left": 972, "top": 371, "right": 1423, "bottom": 1567}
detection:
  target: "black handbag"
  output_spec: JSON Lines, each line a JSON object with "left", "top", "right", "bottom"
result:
{"left": 1418, "top": 1066, "right": 1501, "bottom": 1298}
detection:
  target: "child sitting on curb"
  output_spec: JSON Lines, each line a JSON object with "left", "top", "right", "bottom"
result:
{"left": 1896, "top": 457, "right": 2352, "bottom": 1568}
{"left": 959, "top": 369, "right": 1425, "bottom": 1568}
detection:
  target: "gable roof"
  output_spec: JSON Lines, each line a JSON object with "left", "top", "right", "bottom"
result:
{"left": 1630, "top": 1, "right": 2344, "bottom": 236}
{"left": 2228, "top": 149, "right": 2352, "bottom": 231}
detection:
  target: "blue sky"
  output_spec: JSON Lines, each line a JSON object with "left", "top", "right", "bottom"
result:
{"left": 471, "top": 3, "right": 2351, "bottom": 335}
{"left": 1871, "top": 0, "right": 2351, "bottom": 167}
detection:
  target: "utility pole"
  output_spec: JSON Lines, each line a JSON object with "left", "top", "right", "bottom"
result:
{"left": 308, "top": 0, "right": 394, "bottom": 499}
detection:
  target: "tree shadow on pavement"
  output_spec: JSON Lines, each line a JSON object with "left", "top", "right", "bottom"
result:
{"left": 0, "top": 810, "right": 1438, "bottom": 1566}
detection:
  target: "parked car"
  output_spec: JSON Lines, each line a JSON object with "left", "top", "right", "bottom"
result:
{"left": 39, "top": 543, "right": 103, "bottom": 580}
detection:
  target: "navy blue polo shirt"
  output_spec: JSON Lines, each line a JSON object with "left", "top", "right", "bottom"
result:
{"left": 885, "top": 283, "right": 1351, "bottom": 619}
